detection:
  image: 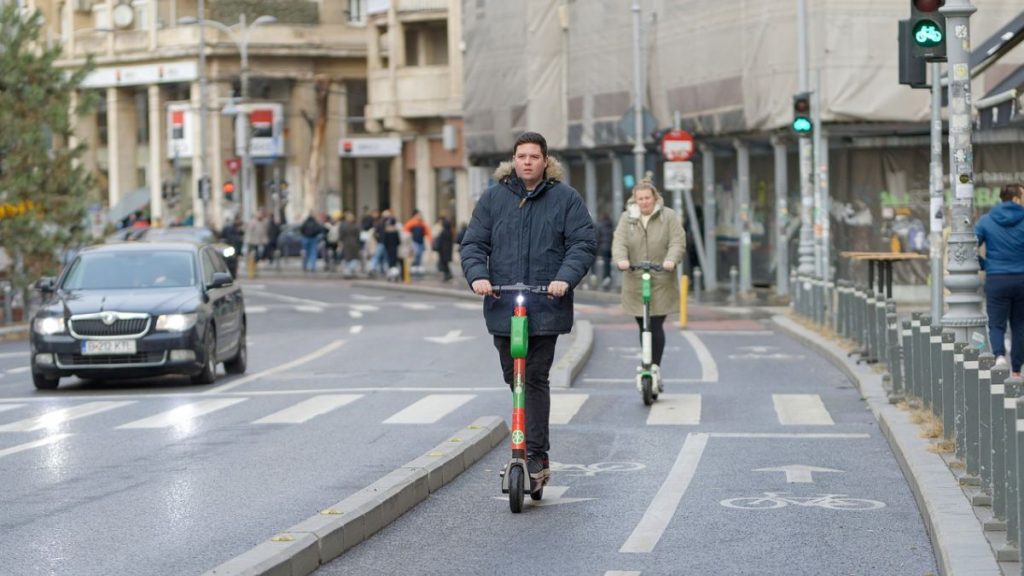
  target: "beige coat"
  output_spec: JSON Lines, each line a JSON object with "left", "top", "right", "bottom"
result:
{"left": 611, "top": 199, "right": 686, "bottom": 317}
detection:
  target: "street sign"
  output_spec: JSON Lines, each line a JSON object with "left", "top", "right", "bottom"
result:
{"left": 225, "top": 157, "right": 241, "bottom": 175}
{"left": 661, "top": 129, "right": 694, "bottom": 161}
{"left": 663, "top": 161, "right": 693, "bottom": 191}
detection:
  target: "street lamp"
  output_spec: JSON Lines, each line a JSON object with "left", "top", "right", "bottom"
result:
{"left": 178, "top": 13, "right": 277, "bottom": 225}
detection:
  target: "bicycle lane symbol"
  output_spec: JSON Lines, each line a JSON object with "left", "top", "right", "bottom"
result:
{"left": 719, "top": 492, "right": 886, "bottom": 511}
{"left": 549, "top": 461, "right": 646, "bottom": 477}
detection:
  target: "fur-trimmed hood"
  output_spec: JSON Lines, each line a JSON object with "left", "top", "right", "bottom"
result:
{"left": 492, "top": 156, "right": 566, "bottom": 183}
{"left": 624, "top": 197, "right": 665, "bottom": 220}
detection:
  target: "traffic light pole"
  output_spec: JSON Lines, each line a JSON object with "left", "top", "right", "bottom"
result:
{"left": 939, "top": 0, "right": 986, "bottom": 346}
{"left": 631, "top": 0, "right": 645, "bottom": 184}
{"left": 929, "top": 61, "right": 945, "bottom": 322}
{"left": 796, "top": 0, "right": 816, "bottom": 313}
{"left": 196, "top": 0, "right": 209, "bottom": 228}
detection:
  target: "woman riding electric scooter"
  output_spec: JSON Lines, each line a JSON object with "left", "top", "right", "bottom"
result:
{"left": 612, "top": 178, "right": 686, "bottom": 399}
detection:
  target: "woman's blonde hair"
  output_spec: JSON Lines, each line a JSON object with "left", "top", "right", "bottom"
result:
{"left": 631, "top": 176, "right": 662, "bottom": 202}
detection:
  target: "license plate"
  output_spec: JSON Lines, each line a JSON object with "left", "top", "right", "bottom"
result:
{"left": 81, "top": 339, "right": 137, "bottom": 355}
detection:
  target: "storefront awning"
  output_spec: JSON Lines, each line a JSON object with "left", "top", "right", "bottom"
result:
{"left": 107, "top": 187, "right": 151, "bottom": 225}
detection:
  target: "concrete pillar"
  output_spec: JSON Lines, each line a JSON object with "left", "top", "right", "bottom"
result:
{"left": 734, "top": 139, "right": 752, "bottom": 293}
{"left": 106, "top": 87, "right": 137, "bottom": 208}
{"left": 772, "top": 136, "right": 789, "bottom": 296}
{"left": 455, "top": 168, "right": 470, "bottom": 229}
{"left": 700, "top": 144, "right": 718, "bottom": 291}
{"left": 583, "top": 153, "right": 597, "bottom": 216}
{"left": 188, "top": 81, "right": 205, "bottom": 226}
{"left": 208, "top": 81, "right": 229, "bottom": 229}
{"left": 290, "top": 80, "right": 316, "bottom": 215}
{"left": 325, "top": 82, "right": 345, "bottom": 211}
{"left": 414, "top": 135, "right": 434, "bottom": 222}
{"left": 147, "top": 85, "right": 165, "bottom": 225}
{"left": 611, "top": 153, "right": 625, "bottom": 216}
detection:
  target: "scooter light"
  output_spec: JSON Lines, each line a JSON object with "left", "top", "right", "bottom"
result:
{"left": 516, "top": 294, "right": 524, "bottom": 305}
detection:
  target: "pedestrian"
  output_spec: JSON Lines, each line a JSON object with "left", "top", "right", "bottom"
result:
{"left": 244, "top": 210, "right": 269, "bottom": 270}
{"left": 403, "top": 209, "right": 432, "bottom": 276}
{"left": 264, "top": 213, "right": 280, "bottom": 264}
{"left": 612, "top": 177, "right": 686, "bottom": 394}
{"left": 300, "top": 211, "right": 326, "bottom": 272}
{"left": 338, "top": 211, "right": 363, "bottom": 278}
{"left": 460, "top": 131, "right": 596, "bottom": 491}
{"left": 220, "top": 216, "right": 244, "bottom": 277}
{"left": 596, "top": 211, "right": 614, "bottom": 289}
{"left": 381, "top": 216, "right": 402, "bottom": 281}
{"left": 368, "top": 209, "right": 391, "bottom": 276}
{"left": 433, "top": 214, "right": 454, "bottom": 282}
{"left": 976, "top": 183, "right": 1024, "bottom": 377}
{"left": 325, "top": 211, "right": 342, "bottom": 271}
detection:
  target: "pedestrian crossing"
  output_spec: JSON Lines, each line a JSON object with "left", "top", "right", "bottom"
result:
{"left": 0, "top": 391, "right": 842, "bottom": 458}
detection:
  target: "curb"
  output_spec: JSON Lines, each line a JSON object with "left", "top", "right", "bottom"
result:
{"left": 772, "top": 314, "right": 1001, "bottom": 576}
{"left": 551, "top": 319, "right": 593, "bottom": 389}
{"left": 349, "top": 279, "right": 480, "bottom": 302}
{"left": 0, "top": 323, "right": 28, "bottom": 342}
{"left": 202, "top": 416, "right": 509, "bottom": 576}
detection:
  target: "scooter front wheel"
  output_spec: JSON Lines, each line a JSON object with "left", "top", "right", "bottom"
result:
{"left": 641, "top": 374, "right": 654, "bottom": 406}
{"left": 508, "top": 465, "right": 525, "bottom": 513}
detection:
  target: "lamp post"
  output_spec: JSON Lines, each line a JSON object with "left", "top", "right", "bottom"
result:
{"left": 179, "top": 13, "right": 277, "bottom": 225}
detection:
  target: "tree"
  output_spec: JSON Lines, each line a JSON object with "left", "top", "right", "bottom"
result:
{"left": 0, "top": 5, "right": 95, "bottom": 317}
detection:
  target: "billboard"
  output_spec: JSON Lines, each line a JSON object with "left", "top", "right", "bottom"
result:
{"left": 236, "top": 102, "right": 284, "bottom": 159}
{"left": 166, "top": 101, "right": 193, "bottom": 159}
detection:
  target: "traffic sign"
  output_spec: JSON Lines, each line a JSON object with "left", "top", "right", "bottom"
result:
{"left": 225, "top": 157, "right": 241, "bottom": 175}
{"left": 663, "top": 161, "right": 693, "bottom": 191}
{"left": 661, "top": 129, "right": 694, "bottom": 161}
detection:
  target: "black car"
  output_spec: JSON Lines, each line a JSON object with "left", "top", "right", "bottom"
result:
{"left": 136, "top": 226, "right": 240, "bottom": 277}
{"left": 29, "top": 242, "right": 247, "bottom": 390}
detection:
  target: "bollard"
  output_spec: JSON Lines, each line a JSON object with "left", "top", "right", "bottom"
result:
{"left": 850, "top": 284, "right": 863, "bottom": 349}
{"left": 979, "top": 353, "right": 995, "bottom": 497}
{"left": 1, "top": 282, "right": 11, "bottom": 325}
{"left": 991, "top": 369, "right": 1009, "bottom": 530}
{"left": 693, "top": 267, "right": 702, "bottom": 304}
{"left": 941, "top": 331, "right": 956, "bottom": 441}
{"left": 886, "top": 302, "right": 903, "bottom": 399}
{"left": 964, "top": 347, "right": 981, "bottom": 482}
{"left": 929, "top": 325, "right": 943, "bottom": 419}
{"left": 1003, "top": 376, "right": 1024, "bottom": 560}
{"left": 679, "top": 275, "right": 689, "bottom": 329}
{"left": 865, "top": 290, "right": 879, "bottom": 363}
{"left": 836, "top": 280, "right": 847, "bottom": 338}
{"left": 902, "top": 319, "right": 916, "bottom": 402}
{"left": 954, "top": 341, "right": 967, "bottom": 460}
{"left": 875, "top": 292, "right": 889, "bottom": 368}
{"left": 910, "top": 313, "right": 923, "bottom": 400}
{"left": 1016, "top": 396, "right": 1024, "bottom": 563}
{"left": 917, "top": 315, "right": 933, "bottom": 407}
{"left": 729, "top": 266, "right": 738, "bottom": 306}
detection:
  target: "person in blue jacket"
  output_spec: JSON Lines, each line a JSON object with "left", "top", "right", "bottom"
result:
{"left": 460, "top": 131, "right": 596, "bottom": 489}
{"left": 976, "top": 183, "right": 1024, "bottom": 376}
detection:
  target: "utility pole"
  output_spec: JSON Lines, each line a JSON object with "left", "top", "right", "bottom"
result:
{"left": 239, "top": 13, "right": 254, "bottom": 224}
{"left": 929, "top": 61, "right": 944, "bottom": 321}
{"left": 796, "top": 0, "right": 816, "bottom": 308}
{"left": 196, "top": 0, "right": 209, "bottom": 228}
{"left": 939, "top": 0, "right": 986, "bottom": 346}
{"left": 772, "top": 135, "right": 789, "bottom": 296}
{"left": 631, "top": 0, "right": 645, "bottom": 184}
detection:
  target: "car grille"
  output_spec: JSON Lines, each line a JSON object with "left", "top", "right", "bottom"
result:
{"left": 56, "top": 351, "right": 166, "bottom": 368}
{"left": 70, "top": 317, "right": 150, "bottom": 338}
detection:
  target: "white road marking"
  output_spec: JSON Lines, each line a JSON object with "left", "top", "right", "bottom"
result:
{"left": 550, "top": 394, "right": 589, "bottom": 425}
{"left": 117, "top": 398, "right": 247, "bottom": 429}
{"left": 349, "top": 325, "right": 363, "bottom": 334}
{"left": 246, "top": 306, "right": 268, "bottom": 314}
{"left": 682, "top": 331, "right": 718, "bottom": 382}
{"left": 582, "top": 378, "right": 703, "bottom": 384}
{"left": 0, "top": 401, "right": 135, "bottom": 432}
{"left": 294, "top": 305, "right": 324, "bottom": 313}
{"left": 383, "top": 394, "right": 475, "bottom": 424}
{"left": 0, "top": 434, "right": 71, "bottom": 460}
{"left": 773, "top": 394, "right": 834, "bottom": 425}
{"left": 250, "top": 291, "right": 330, "bottom": 307}
{"left": 691, "top": 330, "right": 774, "bottom": 336}
{"left": 348, "top": 304, "right": 379, "bottom": 312}
{"left": 6, "top": 367, "right": 29, "bottom": 375}
{"left": 352, "top": 294, "right": 384, "bottom": 301}
{"left": 0, "top": 352, "right": 28, "bottom": 359}
{"left": 401, "top": 302, "right": 435, "bottom": 311}
{"left": 754, "top": 464, "right": 842, "bottom": 483}
{"left": 646, "top": 394, "right": 701, "bottom": 426}
{"left": 454, "top": 302, "right": 480, "bottom": 311}
{"left": 203, "top": 339, "right": 347, "bottom": 394}
{"left": 708, "top": 432, "right": 869, "bottom": 439}
{"left": 252, "top": 394, "right": 362, "bottom": 424}
{"left": 620, "top": 432, "right": 708, "bottom": 553}
{"left": 424, "top": 330, "right": 474, "bottom": 344}
{"left": 349, "top": 310, "right": 363, "bottom": 319}
{"left": 0, "top": 404, "right": 25, "bottom": 413}
{"left": 605, "top": 572, "right": 642, "bottom": 576}
{"left": 243, "top": 284, "right": 265, "bottom": 290}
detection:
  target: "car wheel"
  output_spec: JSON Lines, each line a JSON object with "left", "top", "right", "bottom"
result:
{"left": 32, "top": 371, "right": 59, "bottom": 390}
{"left": 224, "top": 324, "right": 247, "bottom": 375}
{"left": 192, "top": 329, "right": 218, "bottom": 385}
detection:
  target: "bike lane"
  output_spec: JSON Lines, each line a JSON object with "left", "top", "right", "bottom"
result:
{"left": 313, "top": 309, "right": 938, "bottom": 575}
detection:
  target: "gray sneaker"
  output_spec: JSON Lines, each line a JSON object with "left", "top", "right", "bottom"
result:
{"left": 527, "top": 454, "right": 551, "bottom": 490}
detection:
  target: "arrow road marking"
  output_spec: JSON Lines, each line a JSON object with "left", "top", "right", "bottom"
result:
{"left": 492, "top": 485, "right": 595, "bottom": 507}
{"left": 754, "top": 465, "right": 843, "bottom": 484}
{"left": 424, "top": 330, "right": 474, "bottom": 344}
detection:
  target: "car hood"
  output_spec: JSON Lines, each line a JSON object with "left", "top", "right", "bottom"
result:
{"left": 43, "top": 289, "right": 200, "bottom": 318}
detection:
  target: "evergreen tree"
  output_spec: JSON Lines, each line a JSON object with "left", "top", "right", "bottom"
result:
{"left": 0, "top": 5, "right": 95, "bottom": 315}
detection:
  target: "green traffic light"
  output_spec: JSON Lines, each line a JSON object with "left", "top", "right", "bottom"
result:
{"left": 913, "top": 19, "right": 943, "bottom": 47}
{"left": 792, "top": 117, "right": 812, "bottom": 133}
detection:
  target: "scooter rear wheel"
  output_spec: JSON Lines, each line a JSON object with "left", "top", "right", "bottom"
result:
{"left": 641, "top": 374, "right": 654, "bottom": 406}
{"left": 509, "top": 465, "right": 525, "bottom": 513}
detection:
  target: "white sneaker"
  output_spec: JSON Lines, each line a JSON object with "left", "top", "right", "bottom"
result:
{"left": 652, "top": 364, "right": 663, "bottom": 393}
{"left": 996, "top": 356, "right": 1008, "bottom": 367}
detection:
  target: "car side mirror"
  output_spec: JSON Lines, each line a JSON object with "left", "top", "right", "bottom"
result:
{"left": 209, "top": 272, "right": 233, "bottom": 289}
{"left": 35, "top": 277, "right": 56, "bottom": 293}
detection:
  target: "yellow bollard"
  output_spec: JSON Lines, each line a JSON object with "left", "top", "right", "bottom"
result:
{"left": 679, "top": 274, "right": 689, "bottom": 329}
{"left": 403, "top": 258, "right": 411, "bottom": 284}
{"left": 247, "top": 251, "right": 256, "bottom": 279}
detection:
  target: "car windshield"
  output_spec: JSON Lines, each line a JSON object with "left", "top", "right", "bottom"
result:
{"left": 61, "top": 251, "right": 197, "bottom": 290}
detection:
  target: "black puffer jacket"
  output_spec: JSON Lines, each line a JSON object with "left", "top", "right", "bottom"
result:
{"left": 461, "top": 157, "right": 596, "bottom": 336}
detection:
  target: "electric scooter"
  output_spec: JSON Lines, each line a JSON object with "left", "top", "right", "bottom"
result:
{"left": 493, "top": 283, "right": 551, "bottom": 513}
{"left": 629, "top": 262, "right": 664, "bottom": 406}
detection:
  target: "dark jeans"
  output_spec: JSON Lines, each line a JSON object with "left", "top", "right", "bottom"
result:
{"left": 493, "top": 334, "right": 558, "bottom": 458}
{"left": 635, "top": 315, "right": 667, "bottom": 366}
{"left": 986, "top": 274, "right": 1024, "bottom": 372}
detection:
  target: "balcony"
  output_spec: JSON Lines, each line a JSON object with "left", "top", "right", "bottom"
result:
{"left": 367, "top": 65, "right": 452, "bottom": 121}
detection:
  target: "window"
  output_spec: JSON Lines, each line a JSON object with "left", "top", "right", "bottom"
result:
{"left": 347, "top": 0, "right": 366, "bottom": 24}
{"left": 132, "top": 0, "right": 149, "bottom": 31}
{"left": 201, "top": 250, "right": 217, "bottom": 286}
{"left": 404, "top": 22, "right": 448, "bottom": 66}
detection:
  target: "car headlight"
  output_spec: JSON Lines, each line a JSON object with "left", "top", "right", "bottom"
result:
{"left": 156, "top": 313, "right": 198, "bottom": 332}
{"left": 222, "top": 246, "right": 236, "bottom": 259}
{"left": 33, "top": 317, "right": 66, "bottom": 335}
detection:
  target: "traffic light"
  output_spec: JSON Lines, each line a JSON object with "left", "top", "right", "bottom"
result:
{"left": 898, "top": 19, "right": 928, "bottom": 88}
{"left": 222, "top": 180, "right": 235, "bottom": 202}
{"left": 792, "top": 92, "right": 812, "bottom": 134}
{"left": 910, "top": 0, "right": 946, "bottom": 61}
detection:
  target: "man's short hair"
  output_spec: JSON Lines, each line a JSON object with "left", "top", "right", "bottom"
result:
{"left": 513, "top": 132, "right": 548, "bottom": 158}
{"left": 1001, "top": 184, "right": 1024, "bottom": 202}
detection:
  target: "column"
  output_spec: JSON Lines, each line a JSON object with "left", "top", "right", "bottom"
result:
{"left": 189, "top": 81, "right": 205, "bottom": 226}
{"left": 414, "top": 135, "right": 434, "bottom": 222}
{"left": 583, "top": 153, "right": 597, "bottom": 216}
{"left": 290, "top": 80, "right": 316, "bottom": 215}
{"left": 734, "top": 139, "right": 752, "bottom": 293}
{"left": 147, "top": 85, "right": 165, "bottom": 225}
{"left": 611, "top": 153, "right": 624, "bottom": 215}
{"left": 772, "top": 135, "right": 789, "bottom": 296}
{"left": 700, "top": 144, "right": 718, "bottom": 291}
{"left": 106, "top": 87, "right": 137, "bottom": 208}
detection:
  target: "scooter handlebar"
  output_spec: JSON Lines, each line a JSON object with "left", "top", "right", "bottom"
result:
{"left": 627, "top": 262, "right": 665, "bottom": 272}
{"left": 492, "top": 283, "right": 550, "bottom": 296}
